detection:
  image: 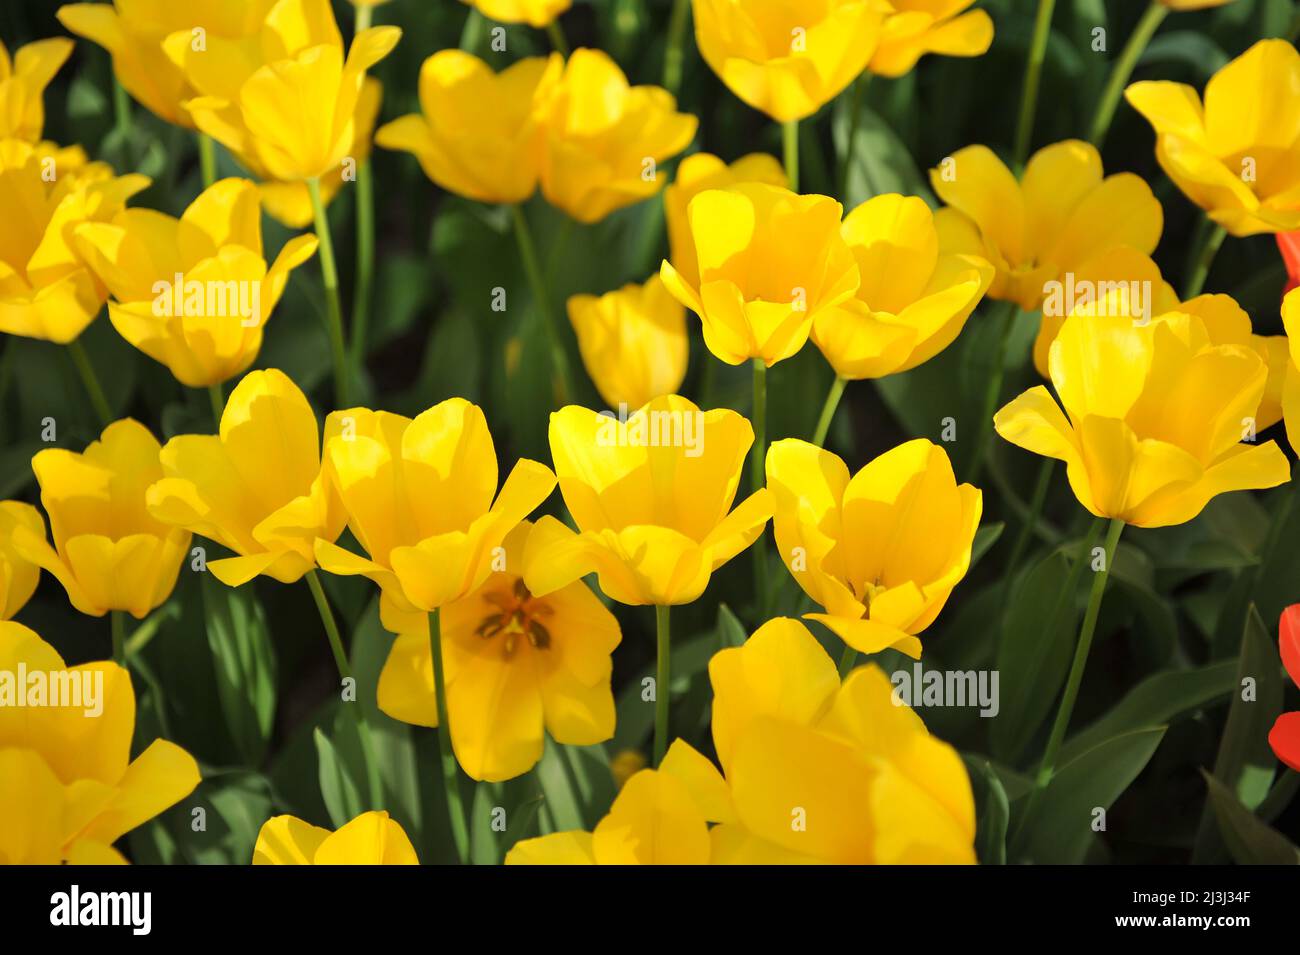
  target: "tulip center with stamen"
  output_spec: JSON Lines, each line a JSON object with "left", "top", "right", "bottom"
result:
{"left": 475, "top": 578, "right": 554, "bottom": 659}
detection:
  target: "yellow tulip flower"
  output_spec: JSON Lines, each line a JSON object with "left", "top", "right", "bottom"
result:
{"left": 566, "top": 275, "right": 688, "bottom": 411}
{"left": 509, "top": 618, "right": 976, "bottom": 864}
{"left": 524, "top": 395, "right": 772, "bottom": 607}
{"left": 258, "top": 77, "right": 383, "bottom": 229}
{"left": 57, "top": 0, "right": 277, "bottom": 128}
{"left": 0, "top": 37, "right": 73, "bottom": 141}
{"left": 253, "top": 810, "right": 418, "bottom": 864}
{"left": 146, "top": 369, "right": 344, "bottom": 587}
{"left": 706, "top": 618, "right": 975, "bottom": 863}
{"left": 73, "top": 178, "right": 317, "bottom": 388}
{"left": 1029, "top": 251, "right": 1289, "bottom": 431}
{"left": 664, "top": 152, "right": 787, "bottom": 291}
{"left": 660, "top": 183, "right": 859, "bottom": 367}
{"left": 462, "top": 0, "right": 571, "bottom": 28}
{"left": 376, "top": 520, "right": 619, "bottom": 782}
{"left": 765, "top": 438, "right": 981, "bottom": 657}
{"left": 0, "top": 141, "right": 149, "bottom": 343}
{"left": 540, "top": 48, "right": 697, "bottom": 224}
{"left": 0, "top": 621, "right": 201, "bottom": 863}
{"left": 12, "top": 419, "right": 192, "bottom": 619}
{"left": 930, "top": 139, "right": 1163, "bottom": 312}
{"left": 313, "top": 399, "right": 556, "bottom": 633}
{"left": 1126, "top": 39, "right": 1300, "bottom": 236}
{"left": 995, "top": 303, "right": 1291, "bottom": 528}
{"left": 812, "top": 193, "right": 994, "bottom": 380}
{"left": 870, "top": 1, "right": 994, "bottom": 79}
{"left": 1278, "top": 288, "right": 1300, "bottom": 454}
{"left": 691, "top": 0, "right": 890, "bottom": 122}
{"left": 375, "top": 51, "right": 561, "bottom": 205}
{"left": 0, "top": 502, "right": 43, "bottom": 620}
{"left": 163, "top": 0, "right": 401, "bottom": 182}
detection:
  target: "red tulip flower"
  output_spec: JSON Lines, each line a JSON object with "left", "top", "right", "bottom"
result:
{"left": 1279, "top": 232, "right": 1300, "bottom": 298}
{"left": 1269, "top": 604, "right": 1300, "bottom": 772}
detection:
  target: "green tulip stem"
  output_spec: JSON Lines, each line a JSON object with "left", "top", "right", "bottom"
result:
{"left": 1015, "top": 516, "right": 1124, "bottom": 853}
{"left": 750, "top": 358, "right": 769, "bottom": 616}
{"left": 308, "top": 176, "right": 352, "bottom": 408}
{"left": 512, "top": 203, "right": 574, "bottom": 405}
{"left": 207, "top": 383, "right": 224, "bottom": 427}
{"left": 111, "top": 610, "right": 126, "bottom": 666}
{"left": 1013, "top": 0, "right": 1057, "bottom": 167}
{"left": 428, "top": 608, "right": 471, "bottom": 863}
{"left": 654, "top": 604, "right": 672, "bottom": 766}
{"left": 68, "top": 337, "right": 112, "bottom": 427}
{"left": 305, "top": 570, "right": 383, "bottom": 813}
{"left": 547, "top": 19, "right": 570, "bottom": 57}
{"left": 197, "top": 133, "right": 217, "bottom": 188}
{"left": 783, "top": 119, "right": 799, "bottom": 191}
{"left": 663, "top": 0, "right": 691, "bottom": 95}
{"left": 1088, "top": 1, "right": 1168, "bottom": 148}
{"left": 349, "top": 0, "right": 376, "bottom": 386}
{"left": 355, "top": 2, "right": 372, "bottom": 33}
{"left": 811, "top": 375, "right": 847, "bottom": 448}
{"left": 459, "top": 8, "right": 486, "bottom": 53}
{"left": 1183, "top": 220, "right": 1227, "bottom": 299}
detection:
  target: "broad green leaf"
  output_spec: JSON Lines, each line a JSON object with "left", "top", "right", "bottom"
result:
{"left": 965, "top": 757, "right": 1010, "bottom": 865}
{"left": 315, "top": 727, "right": 364, "bottom": 830}
{"left": 1202, "top": 771, "right": 1300, "bottom": 865}
{"left": 1023, "top": 727, "right": 1166, "bottom": 864}
{"left": 969, "top": 522, "right": 1004, "bottom": 572}
{"left": 201, "top": 575, "right": 277, "bottom": 766}
{"left": 470, "top": 782, "right": 503, "bottom": 865}
{"left": 535, "top": 737, "right": 584, "bottom": 834}
{"left": 717, "top": 603, "right": 747, "bottom": 648}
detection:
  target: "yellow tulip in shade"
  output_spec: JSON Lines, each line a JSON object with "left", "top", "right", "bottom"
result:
{"left": 566, "top": 275, "right": 688, "bottom": 411}
{"left": 313, "top": 399, "right": 557, "bottom": 631}
{"left": 146, "top": 369, "right": 345, "bottom": 587}
{"left": 765, "top": 438, "right": 981, "bottom": 657}
{"left": 995, "top": 305, "right": 1291, "bottom": 528}
{"left": 540, "top": 48, "right": 697, "bottom": 224}
{"left": 664, "top": 152, "right": 787, "bottom": 290}
{"left": 0, "top": 141, "right": 149, "bottom": 343}
{"left": 375, "top": 51, "right": 561, "bottom": 205}
{"left": 163, "top": 0, "right": 401, "bottom": 182}
{"left": 812, "top": 193, "right": 994, "bottom": 380}
{"left": 376, "top": 520, "right": 620, "bottom": 782}
{"left": 524, "top": 395, "right": 772, "bottom": 607}
{"left": 0, "top": 621, "right": 201, "bottom": 864}
{"left": 870, "top": 1, "right": 994, "bottom": 79}
{"left": 660, "top": 183, "right": 859, "bottom": 367}
{"left": 0, "top": 38, "right": 73, "bottom": 141}
{"left": 691, "top": 0, "right": 889, "bottom": 122}
{"left": 253, "top": 811, "right": 418, "bottom": 864}
{"left": 1126, "top": 40, "right": 1300, "bottom": 236}
{"left": 930, "top": 139, "right": 1163, "bottom": 312}
{"left": 57, "top": 0, "right": 277, "bottom": 128}
{"left": 73, "top": 178, "right": 318, "bottom": 388}
{"left": 13, "top": 420, "right": 191, "bottom": 619}
{"left": 0, "top": 502, "right": 44, "bottom": 620}
{"left": 462, "top": 0, "right": 571, "bottom": 28}
{"left": 507, "top": 619, "right": 976, "bottom": 864}
{"left": 1279, "top": 288, "right": 1300, "bottom": 455}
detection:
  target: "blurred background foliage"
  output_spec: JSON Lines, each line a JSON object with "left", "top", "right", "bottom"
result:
{"left": 2, "top": 0, "right": 1299, "bottom": 864}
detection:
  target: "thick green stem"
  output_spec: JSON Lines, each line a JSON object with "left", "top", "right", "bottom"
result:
{"left": 654, "top": 605, "right": 671, "bottom": 766}
{"left": 512, "top": 204, "right": 573, "bottom": 405}
{"left": 750, "top": 358, "right": 769, "bottom": 614}
{"left": 811, "top": 375, "right": 847, "bottom": 448}
{"left": 546, "top": 19, "right": 569, "bottom": 57}
{"left": 1088, "top": 1, "right": 1167, "bottom": 148}
{"left": 305, "top": 570, "right": 382, "bottom": 811}
{"left": 459, "top": 7, "right": 486, "bottom": 52}
{"left": 68, "top": 338, "right": 112, "bottom": 426}
{"left": 966, "top": 302, "right": 1020, "bottom": 485}
{"left": 837, "top": 644, "right": 857, "bottom": 679}
{"left": 307, "top": 177, "right": 351, "bottom": 407}
{"left": 207, "top": 383, "right": 224, "bottom": 427}
{"left": 663, "top": 0, "right": 690, "bottom": 95}
{"left": 111, "top": 610, "right": 126, "bottom": 666}
{"left": 428, "top": 609, "right": 470, "bottom": 863}
{"left": 1013, "top": 0, "right": 1057, "bottom": 167}
{"left": 783, "top": 119, "right": 800, "bottom": 191}
{"left": 351, "top": 160, "right": 375, "bottom": 380}
{"left": 198, "top": 133, "right": 217, "bottom": 188}
{"left": 1183, "top": 220, "right": 1227, "bottom": 299}
{"left": 1015, "top": 517, "right": 1124, "bottom": 852}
